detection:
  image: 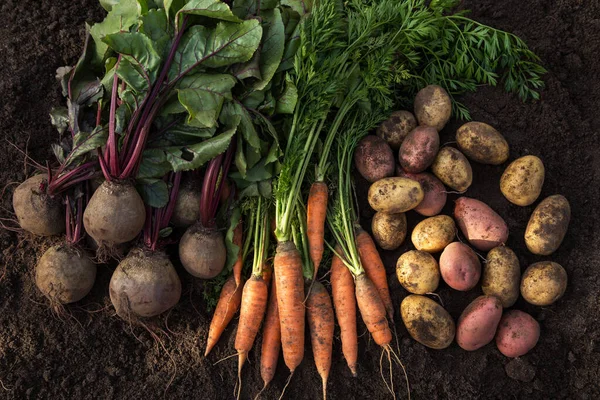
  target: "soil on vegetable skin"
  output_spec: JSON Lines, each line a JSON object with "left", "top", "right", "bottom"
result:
{"left": 0, "top": 0, "right": 599, "bottom": 399}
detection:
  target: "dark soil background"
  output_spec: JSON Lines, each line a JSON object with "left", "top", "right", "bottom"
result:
{"left": 1, "top": 0, "right": 599, "bottom": 399}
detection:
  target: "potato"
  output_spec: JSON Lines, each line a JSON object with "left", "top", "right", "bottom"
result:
{"left": 401, "top": 295, "right": 455, "bottom": 349}
{"left": 454, "top": 197, "right": 509, "bottom": 251}
{"left": 500, "top": 155, "right": 545, "bottom": 206}
{"left": 354, "top": 135, "right": 395, "bottom": 182}
{"left": 456, "top": 122, "right": 509, "bottom": 165}
{"left": 399, "top": 126, "right": 440, "bottom": 173}
{"left": 525, "top": 195, "right": 571, "bottom": 255}
{"left": 431, "top": 147, "right": 473, "bottom": 192}
{"left": 495, "top": 310, "right": 540, "bottom": 357}
{"left": 414, "top": 85, "right": 452, "bottom": 131}
{"left": 411, "top": 215, "right": 456, "bottom": 253}
{"left": 520, "top": 261, "right": 567, "bottom": 306}
{"left": 482, "top": 246, "right": 520, "bottom": 308}
{"left": 376, "top": 110, "right": 417, "bottom": 150}
{"left": 368, "top": 177, "right": 424, "bottom": 213}
{"left": 396, "top": 250, "right": 440, "bottom": 294}
{"left": 371, "top": 212, "right": 407, "bottom": 250}
{"left": 397, "top": 169, "right": 447, "bottom": 216}
{"left": 456, "top": 296, "right": 503, "bottom": 351}
{"left": 439, "top": 242, "right": 481, "bottom": 291}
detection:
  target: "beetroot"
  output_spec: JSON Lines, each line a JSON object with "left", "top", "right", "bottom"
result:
{"left": 13, "top": 174, "right": 65, "bottom": 236}
{"left": 83, "top": 180, "right": 145, "bottom": 245}
{"left": 109, "top": 248, "right": 181, "bottom": 319}
{"left": 35, "top": 245, "right": 96, "bottom": 304}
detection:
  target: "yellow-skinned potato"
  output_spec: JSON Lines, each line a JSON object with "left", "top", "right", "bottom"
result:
{"left": 525, "top": 195, "right": 571, "bottom": 255}
{"left": 456, "top": 122, "right": 509, "bottom": 165}
{"left": 396, "top": 250, "right": 440, "bottom": 294}
{"left": 411, "top": 215, "right": 455, "bottom": 253}
{"left": 401, "top": 295, "right": 455, "bottom": 349}
{"left": 376, "top": 110, "right": 417, "bottom": 150}
{"left": 521, "top": 261, "right": 567, "bottom": 306}
{"left": 482, "top": 246, "right": 520, "bottom": 308}
{"left": 368, "top": 177, "right": 424, "bottom": 213}
{"left": 500, "top": 155, "right": 545, "bottom": 206}
{"left": 414, "top": 85, "right": 452, "bottom": 131}
{"left": 371, "top": 212, "right": 407, "bottom": 250}
{"left": 431, "top": 147, "right": 473, "bottom": 192}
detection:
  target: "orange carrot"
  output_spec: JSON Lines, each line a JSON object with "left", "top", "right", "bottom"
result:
{"left": 307, "top": 181, "right": 328, "bottom": 279}
{"left": 306, "top": 280, "right": 334, "bottom": 400}
{"left": 205, "top": 276, "right": 244, "bottom": 356}
{"left": 330, "top": 246, "right": 358, "bottom": 376}
{"left": 354, "top": 274, "right": 392, "bottom": 347}
{"left": 273, "top": 240, "right": 305, "bottom": 373}
{"left": 260, "top": 278, "right": 281, "bottom": 391}
{"left": 232, "top": 220, "right": 243, "bottom": 287}
{"left": 262, "top": 261, "right": 273, "bottom": 287}
{"left": 355, "top": 227, "right": 394, "bottom": 322}
{"left": 235, "top": 274, "right": 269, "bottom": 397}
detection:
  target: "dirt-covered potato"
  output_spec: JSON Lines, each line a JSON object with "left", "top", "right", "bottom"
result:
{"left": 454, "top": 197, "right": 509, "bottom": 251}
{"left": 354, "top": 135, "right": 395, "bottom": 182}
{"left": 401, "top": 295, "right": 455, "bottom": 349}
{"left": 500, "top": 155, "right": 545, "bottom": 206}
{"left": 482, "top": 246, "right": 520, "bottom": 308}
{"left": 414, "top": 85, "right": 452, "bottom": 131}
{"left": 397, "top": 169, "right": 447, "bottom": 216}
{"left": 431, "top": 147, "right": 473, "bottom": 192}
{"left": 456, "top": 296, "right": 503, "bottom": 351}
{"left": 396, "top": 250, "right": 440, "bottom": 294}
{"left": 456, "top": 122, "right": 509, "bottom": 165}
{"left": 371, "top": 212, "right": 407, "bottom": 250}
{"left": 376, "top": 110, "right": 417, "bottom": 150}
{"left": 411, "top": 215, "right": 456, "bottom": 253}
{"left": 368, "top": 177, "right": 424, "bottom": 213}
{"left": 399, "top": 126, "right": 440, "bottom": 173}
{"left": 521, "top": 261, "right": 567, "bottom": 306}
{"left": 525, "top": 195, "right": 570, "bottom": 255}
{"left": 495, "top": 310, "right": 540, "bottom": 357}
{"left": 439, "top": 242, "right": 481, "bottom": 291}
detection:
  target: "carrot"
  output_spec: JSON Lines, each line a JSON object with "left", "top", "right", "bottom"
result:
{"left": 330, "top": 246, "right": 358, "bottom": 376}
{"left": 355, "top": 227, "right": 394, "bottom": 322}
{"left": 259, "top": 278, "right": 281, "bottom": 392}
{"left": 354, "top": 274, "right": 392, "bottom": 347}
{"left": 205, "top": 275, "right": 244, "bottom": 357}
{"left": 273, "top": 240, "right": 305, "bottom": 373}
{"left": 306, "top": 280, "right": 334, "bottom": 400}
{"left": 232, "top": 220, "right": 244, "bottom": 287}
{"left": 262, "top": 261, "right": 273, "bottom": 287}
{"left": 307, "top": 181, "right": 328, "bottom": 279}
{"left": 235, "top": 274, "right": 268, "bottom": 398}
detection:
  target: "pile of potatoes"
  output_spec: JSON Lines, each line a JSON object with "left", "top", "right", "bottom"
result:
{"left": 356, "top": 85, "right": 571, "bottom": 357}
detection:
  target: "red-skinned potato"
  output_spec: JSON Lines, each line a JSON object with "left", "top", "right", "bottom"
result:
{"left": 397, "top": 168, "right": 447, "bottom": 216}
{"left": 439, "top": 242, "right": 481, "bottom": 291}
{"left": 399, "top": 126, "right": 440, "bottom": 173}
{"left": 456, "top": 295, "right": 503, "bottom": 351}
{"left": 495, "top": 310, "right": 540, "bottom": 357}
{"left": 454, "top": 197, "right": 509, "bottom": 251}
{"left": 354, "top": 135, "right": 395, "bottom": 182}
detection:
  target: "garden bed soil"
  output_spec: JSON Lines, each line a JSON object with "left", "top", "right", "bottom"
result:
{"left": 1, "top": 0, "right": 599, "bottom": 399}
